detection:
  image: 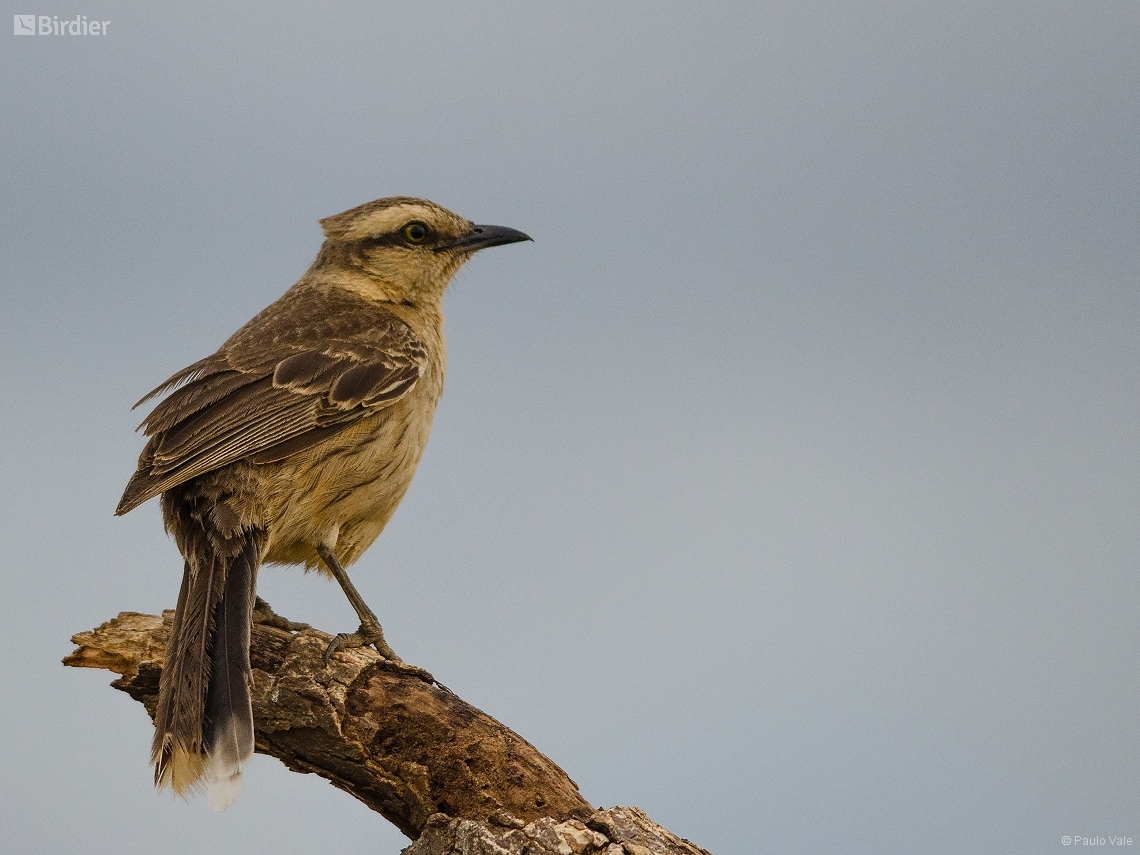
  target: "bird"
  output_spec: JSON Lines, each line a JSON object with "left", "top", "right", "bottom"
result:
{"left": 116, "top": 196, "right": 531, "bottom": 811}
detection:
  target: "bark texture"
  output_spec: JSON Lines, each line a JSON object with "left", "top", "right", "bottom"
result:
{"left": 65, "top": 610, "right": 711, "bottom": 855}
{"left": 407, "top": 807, "right": 712, "bottom": 855}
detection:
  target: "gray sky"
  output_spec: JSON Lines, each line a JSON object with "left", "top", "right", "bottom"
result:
{"left": 2, "top": 3, "right": 1137, "bottom": 853}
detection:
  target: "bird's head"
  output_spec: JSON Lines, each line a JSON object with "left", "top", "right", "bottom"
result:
{"left": 316, "top": 197, "right": 531, "bottom": 306}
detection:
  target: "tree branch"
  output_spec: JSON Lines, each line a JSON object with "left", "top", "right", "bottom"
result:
{"left": 65, "top": 609, "right": 712, "bottom": 855}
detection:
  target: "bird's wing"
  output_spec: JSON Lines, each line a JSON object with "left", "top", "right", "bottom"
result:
{"left": 116, "top": 293, "right": 427, "bottom": 515}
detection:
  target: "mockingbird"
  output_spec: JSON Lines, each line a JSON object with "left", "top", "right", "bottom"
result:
{"left": 116, "top": 197, "right": 531, "bottom": 810}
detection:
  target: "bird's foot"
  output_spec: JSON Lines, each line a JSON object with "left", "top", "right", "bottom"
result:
{"left": 253, "top": 597, "right": 310, "bottom": 632}
{"left": 322, "top": 620, "right": 434, "bottom": 683}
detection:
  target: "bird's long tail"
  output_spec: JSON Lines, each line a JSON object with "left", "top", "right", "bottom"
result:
{"left": 151, "top": 517, "right": 264, "bottom": 811}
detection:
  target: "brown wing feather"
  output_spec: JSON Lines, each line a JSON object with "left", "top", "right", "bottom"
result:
{"left": 329, "top": 361, "right": 422, "bottom": 408}
{"left": 141, "top": 369, "right": 264, "bottom": 436}
{"left": 132, "top": 355, "right": 217, "bottom": 410}
{"left": 272, "top": 351, "right": 344, "bottom": 392}
{"left": 116, "top": 290, "right": 428, "bottom": 516}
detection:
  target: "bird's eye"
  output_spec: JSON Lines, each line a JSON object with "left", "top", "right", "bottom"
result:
{"left": 403, "top": 222, "right": 428, "bottom": 244}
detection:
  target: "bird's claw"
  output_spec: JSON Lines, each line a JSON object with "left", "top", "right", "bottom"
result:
{"left": 321, "top": 623, "right": 434, "bottom": 684}
{"left": 322, "top": 629, "right": 372, "bottom": 666}
{"left": 382, "top": 660, "right": 436, "bottom": 684}
{"left": 253, "top": 597, "right": 311, "bottom": 632}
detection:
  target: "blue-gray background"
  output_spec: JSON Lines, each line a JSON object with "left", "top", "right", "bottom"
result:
{"left": 2, "top": 3, "right": 1137, "bottom": 853}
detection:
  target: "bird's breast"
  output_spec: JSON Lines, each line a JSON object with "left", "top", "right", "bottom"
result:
{"left": 260, "top": 383, "right": 441, "bottom": 570}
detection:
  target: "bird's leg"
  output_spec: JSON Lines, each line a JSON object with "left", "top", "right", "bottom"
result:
{"left": 315, "top": 544, "right": 433, "bottom": 683}
{"left": 315, "top": 543, "right": 398, "bottom": 660}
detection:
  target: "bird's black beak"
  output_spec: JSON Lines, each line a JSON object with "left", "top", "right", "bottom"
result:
{"left": 436, "top": 224, "right": 533, "bottom": 253}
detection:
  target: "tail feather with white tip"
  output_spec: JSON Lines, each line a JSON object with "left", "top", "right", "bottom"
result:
{"left": 151, "top": 504, "right": 263, "bottom": 810}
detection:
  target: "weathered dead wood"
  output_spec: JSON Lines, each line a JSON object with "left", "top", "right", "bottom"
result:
{"left": 407, "top": 807, "right": 712, "bottom": 855}
{"left": 65, "top": 610, "right": 711, "bottom": 854}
